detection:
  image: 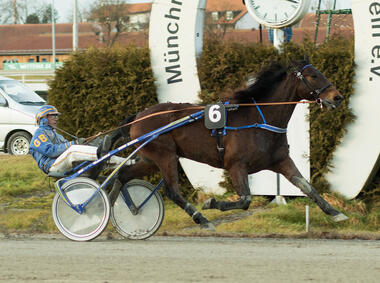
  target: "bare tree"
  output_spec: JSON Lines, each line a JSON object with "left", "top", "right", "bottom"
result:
{"left": 0, "top": 0, "right": 26, "bottom": 24}
{"left": 88, "top": 0, "right": 130, "bottom": 47}
{"left": 39, "top": 4, "right": 59, "bottom": 23}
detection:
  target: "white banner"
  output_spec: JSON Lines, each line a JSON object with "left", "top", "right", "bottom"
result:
{"left": 326, "top": 0, "right": 380, "bottom": 199}
{"left": 150, "top": 0, "right": 202, "bottom": 103}
{"left": 149, "top": 0, "right": 225, "bottom": 194}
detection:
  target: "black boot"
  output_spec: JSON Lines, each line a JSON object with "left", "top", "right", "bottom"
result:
{"left": 97, "top": 135, "right": 112, "bottom": 158}
{"left": 89, "top": 135, "right": 112, "bottom": 179}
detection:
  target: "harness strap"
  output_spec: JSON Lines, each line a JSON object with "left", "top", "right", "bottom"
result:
{"left": 253, "top": 98, "right": 267, "bottom": 124}
{"left": 215, "top": 129, "right": 225, "bottom": 168}
{"left": 211, "top": 102, "right": 229, "bottom": 168}
{"left": 225, "top": 124, "right": 287, "bottom": 133}
{"left": 226, "top": 99, "right": 286, "bottom": 133}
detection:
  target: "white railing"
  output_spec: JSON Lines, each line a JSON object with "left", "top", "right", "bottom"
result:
{"left": 0, "top": 70, "right": 55, "bottom": 84}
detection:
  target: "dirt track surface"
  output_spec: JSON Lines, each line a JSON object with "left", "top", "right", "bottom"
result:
{"left": 0, "top": 235, "right": 379, "bottom": 283}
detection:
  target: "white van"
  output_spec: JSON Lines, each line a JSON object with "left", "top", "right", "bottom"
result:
{"left": 0, "top": 76, "right": 46, "bottom": 155}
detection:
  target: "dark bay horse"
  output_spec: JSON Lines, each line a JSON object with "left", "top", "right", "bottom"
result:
{"left": 113, "top": 59, "right": 348, "bottom": 230}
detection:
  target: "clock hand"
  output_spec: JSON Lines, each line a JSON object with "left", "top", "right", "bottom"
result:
{"left": 284, "top": 0, "right": 299, "bottom": 4}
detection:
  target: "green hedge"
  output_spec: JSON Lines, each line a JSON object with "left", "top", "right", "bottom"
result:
{"left": 48, "top": 46, "right": 157, "bottom": 138}
{"left": 48, "top": 38, "right": 373, "bottom": 200}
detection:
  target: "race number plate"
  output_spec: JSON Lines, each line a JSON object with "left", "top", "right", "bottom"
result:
{"left": 204, "top": 102, "right": 226, "bottom": 129}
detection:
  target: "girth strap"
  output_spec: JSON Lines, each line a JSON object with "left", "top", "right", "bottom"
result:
{"left": 215, "top": 128, "right": 225, "bottom": 168}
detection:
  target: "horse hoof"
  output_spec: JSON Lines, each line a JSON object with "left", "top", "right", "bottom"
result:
{"left": 332, "top": 213, "right": 348, "bottom": 222}
{"left": 201, "top": 221, "right": 216, "bottom": 231}
{"left": 202, "top": 198, "right": 216, "bottom": 210}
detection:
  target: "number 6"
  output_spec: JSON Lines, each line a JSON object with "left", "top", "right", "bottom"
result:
{"left": 209, "top": 105, "right": 221, "bottom": 123}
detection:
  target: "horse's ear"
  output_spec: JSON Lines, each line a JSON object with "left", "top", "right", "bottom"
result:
{"left": 303, "top": 53, "right": 310, "bottom": 63}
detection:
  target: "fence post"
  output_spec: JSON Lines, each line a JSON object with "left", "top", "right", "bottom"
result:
{"left": 305, "top": 205, "right": 309, "bottom": 232}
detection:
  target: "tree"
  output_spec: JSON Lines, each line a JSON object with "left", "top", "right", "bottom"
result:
{"left": 0, "top": 0, "right": 26, "bottom": 24}
{"left": 39, "top": 4, "right": 59, "bottom": 24}
{"left": 25, "top": 13, "right": 40, "bottom": 24}
{"left": 0, "top": 1, "right": 59, "bottom": 25}
{"left": 88, "top": 0, "right": 130, "bottom": 47}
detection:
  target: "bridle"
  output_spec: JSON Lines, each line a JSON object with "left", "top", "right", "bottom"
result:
{"left": 293, "top": 64, "right": 332, "bottom": 107}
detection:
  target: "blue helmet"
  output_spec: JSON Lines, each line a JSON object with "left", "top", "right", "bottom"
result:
{"left": 36, "top": 105, "right": 61, "bottom": 125}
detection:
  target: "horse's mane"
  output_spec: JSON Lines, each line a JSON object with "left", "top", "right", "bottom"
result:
{"left": 226, "top": 62, "right": 288, "bottom": 103}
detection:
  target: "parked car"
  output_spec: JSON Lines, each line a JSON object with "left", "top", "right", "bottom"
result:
{"left": 0, "top": 76, "right": 45, "bottom": 155}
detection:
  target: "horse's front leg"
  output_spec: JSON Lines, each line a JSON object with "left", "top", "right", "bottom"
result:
{"left": 202, "top": 165, "right": 251, "bottom": 211}
{"left": 273, "top": 157, "right": 348, "bottom": 222}
{"left": 158, "top": 156, "right": 215, "bottom": 231}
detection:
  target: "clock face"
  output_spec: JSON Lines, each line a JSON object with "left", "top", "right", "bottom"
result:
{"left": 246, "top": 0, "right": 310, "bottom": 28}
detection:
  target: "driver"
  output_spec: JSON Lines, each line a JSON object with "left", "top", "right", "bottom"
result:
{"left": 29, "top": 105, "right": 123, "bottom": 175}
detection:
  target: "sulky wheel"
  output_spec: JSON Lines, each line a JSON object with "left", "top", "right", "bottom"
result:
{"left": 111, "top": 179, "right": 164, "bottom": 240}
{"left": 52, "top": 177, "right": 110, "bottom": 242}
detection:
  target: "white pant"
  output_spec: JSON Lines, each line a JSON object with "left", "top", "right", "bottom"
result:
{"left": 49, "top": 145, "right": 126, "bottom": 173}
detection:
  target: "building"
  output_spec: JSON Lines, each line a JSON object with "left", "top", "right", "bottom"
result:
{"left": 0, "top": 23, "right": 85, "bottom": 69}
{"left": 0, "top": 22, "right": 147, "bottom": 70}
{"left": 0, "top": 6, "right": 354, "bottom": 70}
{"left": 126, "top": 3, "right": 152, "bottom": 31}
{"left": 205, "top": 0, "right": 259, "bottom": 30}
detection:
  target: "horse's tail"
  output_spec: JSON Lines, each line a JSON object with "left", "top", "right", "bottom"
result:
{"left": 110, "top": 114, "right": 136, "bottom": 148}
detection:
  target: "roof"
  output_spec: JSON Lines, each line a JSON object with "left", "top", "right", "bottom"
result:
{"left": 0, "top": 23, "right": 148, "bottom": 55}
{"left": 0, "top": 23, "right": 94, "bottom": 54}
{"left": 125, "top": 0, "right": 246, "bottom": 13}
{"left": 206, "top": 0, "right": 246, "bottom": 12}
{"left": 127, "top": 3, "right": 152, "bottom": 14}
{"left": 299, "top": 13, "right": 353, "bottom": 29}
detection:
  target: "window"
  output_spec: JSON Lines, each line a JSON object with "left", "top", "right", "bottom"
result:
{"left": 0, "top": 80, "right": 44, "bottom": 105}
{"left": 212, "top": 12, "right": 218, "bottom": 21}
{"left": 226, "top": 11, "right": 233, "bottom": 21}
{"left": 0, "top": 94, "right": 7, "bottom": 106}
{"left": 28, "top": 58, "right": 35, "bottom": 63}
{"left": 42, "top": 58, "right": 47, "bottom": 62}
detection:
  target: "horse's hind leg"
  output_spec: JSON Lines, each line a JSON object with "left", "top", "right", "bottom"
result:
{"left": 202, "top": 165, "right": 252, "bottom": 211}
{"left": 273, "top": 157, "right": 348, "bottom": 222}
{"left": 122, "top": 150, "right": 215, "bottom": 230}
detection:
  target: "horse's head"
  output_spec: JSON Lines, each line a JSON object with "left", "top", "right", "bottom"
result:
{"left": 293, "top": 61, "right": 343, "bottom": 110}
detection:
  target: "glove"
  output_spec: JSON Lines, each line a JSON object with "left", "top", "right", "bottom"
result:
{"left": 75, "top": 138, "right": 87, "bottom": 145}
